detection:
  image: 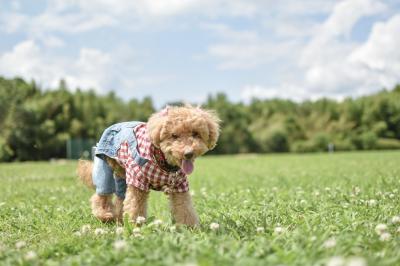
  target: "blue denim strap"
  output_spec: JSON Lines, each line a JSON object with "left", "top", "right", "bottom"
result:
{"left": 114, "top": 176, "right": 127, "bottom": 199}
{"left": 92, "top": 156, "right": 115, "bottom": 195}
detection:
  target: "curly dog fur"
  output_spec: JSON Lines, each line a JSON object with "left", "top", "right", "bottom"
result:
{"left": 78, "top": 105, "right": 220, "bottom": 226}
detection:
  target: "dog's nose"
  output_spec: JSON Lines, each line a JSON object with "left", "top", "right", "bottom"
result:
{"left": 184, "top": 151, "right": 194, "bottom": 160}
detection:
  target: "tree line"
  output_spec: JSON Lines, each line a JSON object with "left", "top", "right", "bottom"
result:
{"left": 1, "top": 76, "right": 400, "bottom": 161}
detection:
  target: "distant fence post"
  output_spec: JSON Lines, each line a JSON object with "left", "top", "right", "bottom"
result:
{"left": 66, "top": 138, "right": 96, "bottom": 159}
{"left": 328, "top": 143, "right": 335, "bottom": 153}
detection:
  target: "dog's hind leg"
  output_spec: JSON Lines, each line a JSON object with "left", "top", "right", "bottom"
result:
{"left": 114, "top": 197, "right": 124, "bottom": 223}
{"left": 123, "top": 186, "right": 149, "bottom": 223}
{"left": 90, "top": 194, "right": 115, "bottom": 222}
{"left": 169, "top": 192, "right": 199, "bottom": 227}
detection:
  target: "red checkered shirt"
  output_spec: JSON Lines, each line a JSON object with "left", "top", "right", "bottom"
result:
{"left": 117, "top": 123, "right": 189, "bottom": 193}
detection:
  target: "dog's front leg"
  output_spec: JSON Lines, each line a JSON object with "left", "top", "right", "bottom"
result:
{"left": 169, "top": 192, "right": 199, "bottom": 227}
{"left": 123, "top": 186, "right": 149, "bottom": 223}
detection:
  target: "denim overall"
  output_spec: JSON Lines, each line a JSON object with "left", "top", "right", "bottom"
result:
{"left": 92, "top": 121, "right": 148, "bottom": 199}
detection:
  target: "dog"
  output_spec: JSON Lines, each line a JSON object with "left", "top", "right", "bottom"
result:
{"left": 77, "top": 105, "right": 220, "bottom": 226}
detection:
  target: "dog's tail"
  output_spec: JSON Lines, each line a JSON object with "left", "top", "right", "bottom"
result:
{"left": 77, "top": 159, "right": 95, "bottom": 189}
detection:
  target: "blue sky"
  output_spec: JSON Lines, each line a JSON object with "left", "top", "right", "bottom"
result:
{"left": 0, "top": 0, "right": 399, "bottom": 107}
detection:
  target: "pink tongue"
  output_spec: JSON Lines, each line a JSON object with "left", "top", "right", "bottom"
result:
{"left": 181, "top": 160, "right": 194, "bottom": 175}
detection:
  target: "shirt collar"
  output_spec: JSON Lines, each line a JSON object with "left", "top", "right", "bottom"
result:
{"left": 149, "top": 144, "right": 181, "bottom": 173}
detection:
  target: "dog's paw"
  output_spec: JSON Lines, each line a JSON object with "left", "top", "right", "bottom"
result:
{"left": 90, "top": 194, "right": 115, "bottom": 223}
{"left": 93, "top": 211, "right": 115, "bottom": 223}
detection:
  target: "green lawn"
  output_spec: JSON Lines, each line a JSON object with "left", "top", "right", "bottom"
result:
{"left": 1, "top": 151, "right": 400, "bottom": 265}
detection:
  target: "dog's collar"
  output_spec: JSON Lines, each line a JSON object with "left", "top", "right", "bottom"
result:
{"left": 150, "top": 144, "right": 180, "bottom": 173}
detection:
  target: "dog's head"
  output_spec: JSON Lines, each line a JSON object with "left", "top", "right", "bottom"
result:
{"left": 147, "top": 105, "right": 220, "bottom": 175}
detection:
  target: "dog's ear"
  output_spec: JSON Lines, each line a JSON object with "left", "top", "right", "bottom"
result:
{"left": 147, "top": 110, "right": 167, "bottom": 147}
{"left": 198, "top": 107, "right": 221, "bottom": 150}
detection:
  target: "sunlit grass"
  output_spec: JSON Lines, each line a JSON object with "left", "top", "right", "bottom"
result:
{"left": 1, "top": 151, "right": 400, "bottom": 265}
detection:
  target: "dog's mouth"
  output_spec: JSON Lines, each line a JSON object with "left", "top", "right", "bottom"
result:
{"left": 181, "top": 159, "right": 194, "bottom": 175}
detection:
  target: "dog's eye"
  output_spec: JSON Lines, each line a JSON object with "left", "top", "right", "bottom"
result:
{"left": 192, "top": 132, "right": 199, "bottom": 138}
{"left": 171, "top": 133, "right": 179, "bottom": 139}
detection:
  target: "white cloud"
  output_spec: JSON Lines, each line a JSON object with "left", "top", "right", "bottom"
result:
{"left": 205, "top": 23, "right": 300, "bottom": 69}
{"left": 0, "top": 12, "right": 27, "bottom": 33}
{"left": 241, "top": 0, "right": 399, "bottom": 102}
{"left": 202, "top": 1, "right": 337, "bottom": 70}
{"left": 10, "top": 0, "right": 20, "bottom": 10}
{"left": 0, "top": 39, "right": 172, "bottom": 99}
{"left": 15, "top": 11, "right": 116, "bottom": 35}
{"left": 349, "top": 14, "right": 400, "bottom": 87}
{"left": 241, "top": 84, "right": 311, "bottom": 102}
{"left": 0, "top": 40, "right": 114, "bottom": 91}
{"left": 301, "top": 0, "right": 387, "bottom": 67}
{"left": 299, "top": 0, "right": 394, "bottom": 98}
{"left": 321, "top": 0, "right": 386, "bottom": 38}
{"left": 0, "top": 0, "right": 338, "bottom": 36}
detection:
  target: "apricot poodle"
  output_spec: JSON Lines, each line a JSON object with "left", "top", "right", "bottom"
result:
{"left": 78, "top": 105, "right": 220, "bottom": 227}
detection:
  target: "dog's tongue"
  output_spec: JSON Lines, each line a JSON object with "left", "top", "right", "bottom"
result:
{"left": 181, "top": 160, "right": 194, "bottom": 175}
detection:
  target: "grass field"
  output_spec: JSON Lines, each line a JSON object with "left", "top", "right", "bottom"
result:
{"left": 1, "top": 151, "right": 400, "bottom": 266}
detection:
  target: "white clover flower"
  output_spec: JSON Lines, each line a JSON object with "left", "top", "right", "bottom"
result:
{"left": 115, "top": 227, "right": 124, "bottom": 235}
{"left": 24, "top": 251, "right": 37, "bottom": 261}
{"left": 274, "top": 226, "right": 284, "bottom": 234}
{"left": 391, "top": 216, "right": 400, "bottom": 224}
{"left": 367, "top": 199, "right": 377, "bottom": 207}
{"left": 169, "top": 225, "right": 177, "bottom": 232}
{"left": 396, "top": 227, "right": 400, "bottom": 233}
{"left": 152, "top": 219, "right": 163, "bottom": 226}
{"left": 300, "top": 199, "right": 307, "bottom": 205}
{"left": 0, "top": 202, "right": 6, "bottom": 207}
{"left": 94, "top": 228, "right": 107, "bottom": 235}
{"left": 210, "top": 222, "right": 220, "bottom": 230}
{"left": 73, "top": 231, "right": 82, "bottom": 237}
{"left": 15, "top": 241, "right": 26, "bottom": 249}
{"left": 132, "top": 228, "right": 143, "bottom": 238}
{"left": 136, "top": 216, "right": 146, "bottom": 225}
{"left": 347, "top": 257, "right": 367, "bottom": 266}
{"left": 323, "top": 238, "right": 336, "bottom": 249}
{"left": 314, "top": 191, "right": 320, "bottom": 197}
{"left": 256, "top": 227, "right": 264, "bottom": 233}
{"left": 375, "top": 224, "right": 387, "bottom": 235}
{"left": 376, "top": 251, "right": 385, "bottom": 258}
{"left": 81, "top": 224, "right": 91, "bottom": 234}
{"left": 379, "top": 232, "right": 391, "bottom": 241}
{"left": 353, "top": 186, "right": 361, "bottom": 195}
{"left": 133, "top": 233, "right": 144, "bottom": 239}
{"left": 325, "top": 187, "right": 331, "bottom": 192}
{"left": 113, "top": 240, "right": 127, "bottom": 251}
{"left": 326, "top": 256, "right": 344, "bottom": 266}
{"left": 389, "top": 194, "right": 395, "bottom": 199}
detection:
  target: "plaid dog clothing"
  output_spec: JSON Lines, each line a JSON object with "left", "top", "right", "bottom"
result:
{"left": 117, "top": 124, "right": 189, "bottom": 194}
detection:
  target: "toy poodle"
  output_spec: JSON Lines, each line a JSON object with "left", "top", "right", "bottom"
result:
{"left": 77, "top": 105, "right": 220, "bottom": 226}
